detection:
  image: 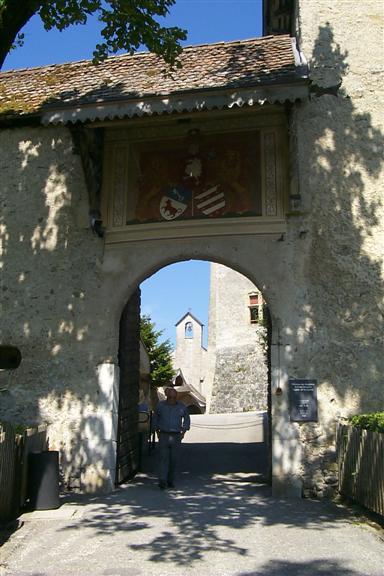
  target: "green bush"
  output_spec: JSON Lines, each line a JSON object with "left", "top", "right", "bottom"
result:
{"left": 0, "top": 421, "right": 28, "bottom": 435}
{"left": 348, "top": 412, "right": 384, "bottom": 433}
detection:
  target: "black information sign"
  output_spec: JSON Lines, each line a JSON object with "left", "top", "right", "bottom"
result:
{"left": 289, "top": 379, "right": 318, "bottom": 422}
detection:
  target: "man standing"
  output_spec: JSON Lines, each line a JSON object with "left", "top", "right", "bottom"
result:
{"left": 152, "top": 387, "right": 190, "bottom": 489}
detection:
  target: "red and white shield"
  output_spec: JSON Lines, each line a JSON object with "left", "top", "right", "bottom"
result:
{"left": 159, "top": 186, "right": 192, "bottom": 220}
{"left": 194, "top": 184, "right": 226, "bottom": 217}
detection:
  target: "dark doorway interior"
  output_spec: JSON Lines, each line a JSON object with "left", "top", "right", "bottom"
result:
{"left": 187, "top": 405, "right": 203, "bottom": 415}
{"left": 116, "top": 288, "right": 141, "bottom": 484}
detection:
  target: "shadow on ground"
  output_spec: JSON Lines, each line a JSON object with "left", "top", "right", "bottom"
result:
{"left": 0, "top": 519, "right": 23, "bottom": 549}
{"left": 57, "top": 442, "right": 357, "bottom": 567}
{"left": 179, "top": 442, "right": 269, "bottom": 481}
{"left": 238, "top": 559, "right": 365, "bottom": 576}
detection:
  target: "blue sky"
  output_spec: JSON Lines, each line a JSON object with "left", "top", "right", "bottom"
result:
{"left": 3, "top": 1, "right": 263, "bottom": 70}
{"left": 3, "top": 1, "right": 263, "bottom": 347}
{"left": 141, "top": 260, "right": 211, "bottom": 347}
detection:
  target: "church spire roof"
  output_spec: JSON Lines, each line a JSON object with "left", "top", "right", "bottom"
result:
{"left": 175, "top": 311, "right": 204, "bottom": 327}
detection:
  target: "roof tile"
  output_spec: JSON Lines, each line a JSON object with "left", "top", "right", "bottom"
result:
{"left": 0, "top": 35, "right": 305, "bottom": 119}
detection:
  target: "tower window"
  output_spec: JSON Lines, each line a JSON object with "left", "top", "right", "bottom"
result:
{"left": 250, "top": 306, "right": 259, "bottom": 324}
{"left": 249, "top": 292, "right": 263, "bottom": 324}
{"left": 249, "top": 293, "right": 259, "bottom": 306}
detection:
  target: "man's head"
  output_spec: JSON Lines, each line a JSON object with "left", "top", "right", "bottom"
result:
{"left": 165, "top": 387, "right": 177, "bottom": 405}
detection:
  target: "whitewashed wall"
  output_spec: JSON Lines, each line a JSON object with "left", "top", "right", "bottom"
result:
{"left": 1, "top": 0, "right": 383, "bottom": 496}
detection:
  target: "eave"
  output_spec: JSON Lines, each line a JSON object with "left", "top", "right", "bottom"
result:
{"left": 41, "top": 80, "right": 309, "bottom": 126}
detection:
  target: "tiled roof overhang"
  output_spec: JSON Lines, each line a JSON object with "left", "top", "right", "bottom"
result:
{"left": 0, "top": 35, "right": 309, "bottom": 125}
{"left": 42, "top": 82, "right": 309, "bottom": 125}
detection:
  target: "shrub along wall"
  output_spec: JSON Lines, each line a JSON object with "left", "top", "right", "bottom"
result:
{"left": 348, "top": 413, "right": 384, "bottom": 433}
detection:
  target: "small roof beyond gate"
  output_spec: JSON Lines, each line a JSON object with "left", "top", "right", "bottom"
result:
{"left": 175, "top": 312, "right": 204, "bottom": 327}
{"left": 0, "top": 35, "right": 308, "bottom": 125}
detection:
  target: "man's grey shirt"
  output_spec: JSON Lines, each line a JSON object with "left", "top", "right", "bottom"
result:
{"left": 152, "top": 401, "right": 191, "bottom": 433}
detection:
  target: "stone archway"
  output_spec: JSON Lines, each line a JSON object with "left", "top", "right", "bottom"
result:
{"left": 116, "top": 258, "right": 272, "bottom": 484}
{"left": 105, "top": 234, "right": 303, "bottom": 497}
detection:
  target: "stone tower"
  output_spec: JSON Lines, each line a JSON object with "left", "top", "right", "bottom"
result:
{"left": 172, "top": 312, "right": 207, "bottom": 396}
{"left": 207, "top": 263, "right": 268, "bottom": 414}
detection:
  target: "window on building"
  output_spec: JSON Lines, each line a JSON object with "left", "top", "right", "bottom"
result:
{"left": 185, "top": 321, "right": 194, "bottom": 338}
{"left": 250, "top": 306, "right": 259, "bottom": 323}
{"left": 249, "top": 293, "right": 259, "bottom": 306}
{"left": 249, "top": 292, "right": 262, "bottom": 324}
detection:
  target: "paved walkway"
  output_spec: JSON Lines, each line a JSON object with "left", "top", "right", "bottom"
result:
{"left": 1, "top": 442, "right": 383, "bottom": 576}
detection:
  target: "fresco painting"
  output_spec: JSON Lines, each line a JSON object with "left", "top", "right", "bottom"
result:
{"left": 129, "top": 130, "right": 262, "bottom": 223}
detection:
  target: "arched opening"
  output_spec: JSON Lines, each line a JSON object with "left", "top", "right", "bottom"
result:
{"left": 116, "top": 258, "right": 272, "bottom": 487}
{"left": 185, "top": 322, "right": 194, "bottom": 339}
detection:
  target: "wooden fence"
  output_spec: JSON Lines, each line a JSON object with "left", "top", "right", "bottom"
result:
{"left": 336, "top": 423, "right": 384, "bottom": 517}
{"left": 0, "top": 423, "right": 47, "bottom": 524}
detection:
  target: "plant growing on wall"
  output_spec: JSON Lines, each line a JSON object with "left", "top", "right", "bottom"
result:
{"left": 0, "top": 0, "right": 186, "bottom": 69}
{"left": 140, "top": 314, "right": 174, "bottom": 389}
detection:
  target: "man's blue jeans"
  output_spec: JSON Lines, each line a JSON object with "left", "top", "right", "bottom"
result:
{"left": 158, "top": 432, "right": 182, "bottom": 484}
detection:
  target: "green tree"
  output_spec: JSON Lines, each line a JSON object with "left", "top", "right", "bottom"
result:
{"left": 140, "top": 314, "right": 174, "bottom": 388}
{"left": 0, "top": 0, "right": 186, "bottom": 69}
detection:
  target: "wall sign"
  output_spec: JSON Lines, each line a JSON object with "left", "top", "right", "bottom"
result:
{"left": 289, "top": 379, "right": 318, "bottom": 422}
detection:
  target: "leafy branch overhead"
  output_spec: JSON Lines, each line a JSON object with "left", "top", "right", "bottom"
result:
{"left": 140, "top": 314, "right": 174, "bottom": 389}
{"left": 0, "top": 0, "right": 186, "bottom": 69}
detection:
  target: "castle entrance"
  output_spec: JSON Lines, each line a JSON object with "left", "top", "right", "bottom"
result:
{"left": 100, "top": 108, "right": 303, "bottom": 496}
{"left": 115, "top": 257, "right": 273, "bottom": 488}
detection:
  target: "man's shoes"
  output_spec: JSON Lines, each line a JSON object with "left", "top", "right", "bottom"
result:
{"left": 158, "top": 480, "right": 175, "bottom": 489}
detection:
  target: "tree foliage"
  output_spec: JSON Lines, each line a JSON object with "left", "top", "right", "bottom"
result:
{"left": 140, "top": 314, "right": 174, "bottom": 388}
{"left": 0, "top": 0, "right": 186, "bottom": 69}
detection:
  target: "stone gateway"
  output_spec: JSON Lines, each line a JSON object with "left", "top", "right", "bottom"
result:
{"left": 0, "top": 1, "right": 383, "bottom": 497}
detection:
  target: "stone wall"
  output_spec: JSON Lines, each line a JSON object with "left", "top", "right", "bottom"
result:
{"left": 288, "top": 0, "right": 384, "bottom": 497}
{"left": 0, "top": 0, "right": 383, "bottom": 497}
{"left": 0, "top": 125, "right": 120, "bottom": 491}
{"left": 208, "top": 263, "right": 268, "bottom": 414}
{"left": 210, "top": 342, "right": 268, "bottom": 413}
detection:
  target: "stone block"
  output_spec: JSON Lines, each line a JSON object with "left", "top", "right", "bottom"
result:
{"left": 272, "top": 475, "right": 303, "bottom": 498}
